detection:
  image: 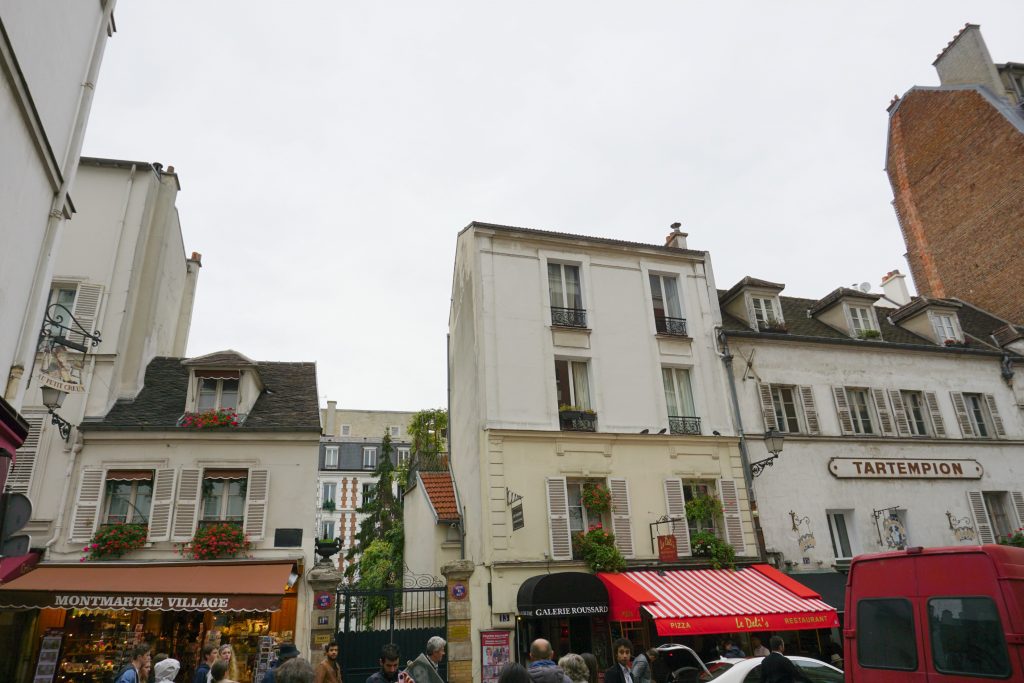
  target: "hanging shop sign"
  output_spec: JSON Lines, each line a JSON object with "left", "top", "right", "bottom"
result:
{"left": 828, "top": 458, "right": 982, "bottom": 479}
{"left": 658, "top": 535, "right": 677, "bottom": 563}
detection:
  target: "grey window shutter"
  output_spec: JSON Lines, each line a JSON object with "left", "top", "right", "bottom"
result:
{"left": 6, "top": 413, "right": 44, "bottom": 495}
{"left": 967, "top": 491, "right": 996, "bottom": 544}
{"left": 608, "top": 477, "right": 634, "bottom": 558}
{"left": 924, "top": 391, "right": 947, "bottom": 437}
{"left": 663, "top": 479, "right": 691, "bottom": 557}
{"left": 717, "top": 479, "right": 746, "bottom": 555}
{"left": 171, "top": 468, "right": 202, "bottom": 541}
{"left": 832, "top": 387, "right": 855, "bottom": 435}
{"left": 950, "top": 392, "right": 975, "bottom": 438}
{"left": 69, "top": 283, "right": 103, "bottom": 347}
{"left": 69, "top": 468, "right": 104, "bottom": 542}
{"left": 799, "top": 386, "right": 819, "bottom": 435}
{"left": 1011, "top": 492, "right": 1024, "bottom": 529}
{"left": 757, "top": 384, "right": 778, "bottom": 431}
{"left": 546, "top": 477, "right": 572, "bottom": 560}
{"left": 871, "top": 388, "right": 896, "bottom": 436}
{"left": 984, "top": 395, "right": 1006, "bottom": 438}
{"left": 244, "top": 468, "right": 270, "bottom": 540}
{"left": 888, "top": 390, "right": 911, "bottom": 437}
{"left": 745, "top": 296, "right": 759, "bottom": 330}
{"left": 147, "top": 468, "right": 177, "bottom": 542}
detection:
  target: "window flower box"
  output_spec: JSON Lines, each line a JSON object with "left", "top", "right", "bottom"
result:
{"left": 178, "top": 522, "right": 251, "bottom": 560}
{"left": 178, "top": 408, "right": 240, "bottom": 429}
{"left": 944, "top": 338, "right": 970, "bottom": 348}
{"left": 571, "top": 524, "right": 624, "bottom": 572}
{"left": 82, "top": 523, "right": 148, "bottom": 561}
{"left": 559, "top": 406, "right": 597, "bottom": 432}
{"left": 322, "top": 499, "right": 336, "bottom": 512}
{"left": 758, "top": 321, "right": 788, "bottom": 334}
{"left": 857, "top": 329, "right": 882, "bottom": 340}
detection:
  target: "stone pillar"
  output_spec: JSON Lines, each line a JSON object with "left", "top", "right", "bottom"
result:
{"left": 307, "top": 557, "right": 343, "bottom": 667}
{"left": 441, "top": 560, "right": 475, "bottom": 683}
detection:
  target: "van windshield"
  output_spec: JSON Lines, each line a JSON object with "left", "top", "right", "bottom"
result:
{"left": 857, "top": 598, "right": 917, "bottom": 670}
{"left": 929, "top": 597, "right": 1011, "bottom": 677}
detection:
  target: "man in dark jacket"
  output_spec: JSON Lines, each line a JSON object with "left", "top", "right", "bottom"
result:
{"left": 264, "top": 643, "right": 301, "bottom": 683}
{"left": 603, "top": 638, "right": 633, "bottom": 683}
{"left": 193, "top": 646, "right": 218, "bottom": 683}
{"left": 367, "top": 643, "right": 402, "bottom": 683}
{"left": 527, "top": 639, "right": 570, "bottom": 683}
{"left": 760, "top": 637, "right": 811, "bottom": 683}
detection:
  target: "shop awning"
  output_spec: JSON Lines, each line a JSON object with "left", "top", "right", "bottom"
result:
{"left": 517, "top": 571, "right": 608, "bottom": 617}
{"left": 598, "top": 564, "right": 839, "bottom": 636}
{"left": 0, "top": 552, "right": 39, "bottom": 585}
{"left": 787, "top": 571, "right": 847, "bottom": 613}
{"left": 0, "top": 561, "right": 295, "bottom": 612}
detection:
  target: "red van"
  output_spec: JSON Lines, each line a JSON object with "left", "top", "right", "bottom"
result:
{"left": 844, "top": 544, "right": 1024, "bottom": 681}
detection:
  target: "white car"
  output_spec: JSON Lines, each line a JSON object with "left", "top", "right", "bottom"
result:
{"left": 703, "top": 655, "right": 844, "bottom": 683}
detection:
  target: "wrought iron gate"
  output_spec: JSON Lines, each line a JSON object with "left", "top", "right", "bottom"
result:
{"left": 337, "top": 575, "right": 447, "bottom": 683}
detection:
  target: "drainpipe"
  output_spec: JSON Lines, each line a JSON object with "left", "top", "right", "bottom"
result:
{"left": 43, "top": 436, "right": 82, "bottom": 552}
{"left": 446, "top": 332, "right": 466, "bottom": 560}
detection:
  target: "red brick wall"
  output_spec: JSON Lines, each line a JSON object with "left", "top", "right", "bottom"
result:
{"left": 887, "top": 88, "right": 1024, "bottom": 322}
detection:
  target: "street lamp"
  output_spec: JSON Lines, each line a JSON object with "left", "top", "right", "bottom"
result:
{"left": 750, "top": 429, "right": 784, "bottom": 477}
{"left": 40, "top": 385, "right": 73, "bottom": 441}
{"left": 34, "top": 302, "right": 102, "bottom": 442}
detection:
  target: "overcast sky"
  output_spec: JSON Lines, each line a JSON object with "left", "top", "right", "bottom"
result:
{"left": 81, "top": 2, "right": 1023, "bottom": 410}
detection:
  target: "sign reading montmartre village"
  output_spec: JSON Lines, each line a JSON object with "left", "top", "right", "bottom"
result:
{"left": 828, "top": 458, "right": 982, "bottom": 479}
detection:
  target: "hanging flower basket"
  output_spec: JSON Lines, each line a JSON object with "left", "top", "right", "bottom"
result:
{"left": 691, "top": 530, "right": 735, "bottom": 569}
{"left": 81, "top": 523, "right": 148, "bottom": 561}
{"left": 178, "top": 522, "right": 251, "bottom": 560}
{"left": 685, "top": 494, "right": 723, "bottom": 523}
{"left": 178, "top": 408, "right": 240, "bottom": 429}
{"left": 572, "top": 524, "right": 625, "bottom": 572}
{"left": 580, "top": 481, "right": 611, "bottom": 514}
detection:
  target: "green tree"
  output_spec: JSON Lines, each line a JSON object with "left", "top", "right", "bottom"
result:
{"left": 345, "top": 430, "right": 402, "bottom": 585}
{"left": 407, "top": 408, "right": 448, "bottom": 472}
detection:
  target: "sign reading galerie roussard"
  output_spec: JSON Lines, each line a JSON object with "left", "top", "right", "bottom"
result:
{"left": 828, "top": 458, "right": 982, "bottom": 479}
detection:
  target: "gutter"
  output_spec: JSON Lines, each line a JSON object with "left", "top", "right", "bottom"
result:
{"left": 720, "top": 329, "right": 1008, "bottom": 358}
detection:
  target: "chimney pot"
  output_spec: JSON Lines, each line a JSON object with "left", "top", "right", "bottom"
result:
{"left": 665, "top": 222, "right": 688, "bottom": 249}
{"left": 881, "top": 270, "right": 911, "bottom": 306}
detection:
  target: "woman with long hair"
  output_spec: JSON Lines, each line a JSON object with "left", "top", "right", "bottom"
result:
{"left": 581, "top": 654, "right": 599, "bottom": 683}
{"left": 218, "top": 643, "right": 240, "bottom": 682}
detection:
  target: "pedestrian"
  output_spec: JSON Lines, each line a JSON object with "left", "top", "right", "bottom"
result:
{"left": 278, "top": 658, "right": 316, "bottom": 683}
{"left": 154, "top": 658, "right": 181, "bottom": 682}
{"left": 406, "top": 636, "right": 446, "bottom": 683}
{"left": 211, "top": 661, "right": 234, "bottom": 683}
{"left": 760, "top": 637, "right": 811, "bottom": 683}
{"left": 630, "top": 648, "right": 656, "bottom": 683}
{"left": 367, "top": 643, "right": 403, "bottom": 683}
{"left": 604, "top": 638, "right": 633, "bottom": 683}
{"left": 220, "top": 644, "right": 241, "bottom": 682}
{"left": 498, "top": 663, "right": 531, "bottom": 683}
{"left": 526, "top": 639, "right": 570, "bottom": 683}
{"left": 751, "top": 637, "right": 770, "bottom": 658}
{"left": 265, "top": 644, "right": 302, "bottom": 683}
{"left": 115, "top": 644, "right": 153, "bottom": 683}
{"left": 580, "top": 654, "right": 599, "bottom": 683}
{"left": 556, "top": 654, "right": 589, "bottom": 683}
{"left": 315, "top": 640, "right": 342, "bottom": 683}
{"left": 194, "top": 645, "right": 218, "bottom": 683}
{"left": 722, "top": 639, "right": 745, "bottom": 658}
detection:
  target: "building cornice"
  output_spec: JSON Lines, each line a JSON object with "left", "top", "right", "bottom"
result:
{"left": 722, "top": 329, "right": 1007, "bottom": 359}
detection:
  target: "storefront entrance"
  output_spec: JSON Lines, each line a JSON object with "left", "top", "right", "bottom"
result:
{"left": 515, "top": 572, "right": 612, "bottom": 667}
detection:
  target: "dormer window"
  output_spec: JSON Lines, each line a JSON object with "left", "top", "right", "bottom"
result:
{"left": 751, "top": 296, "right": 781, "bottom": 329}
{"left": 197, "top": 376, "right": 239, "bottom": 411}
{"left": 847, "top": 305, "right": 880, "bottom": 339}
{"left": 887, "top": 298, "right": 964, "bottom": 346}
{"left": 930, "top": 312, "right": 960, "bottom": 343}
{"left": 182, "top": 350, "right": 262, "bottom": 419}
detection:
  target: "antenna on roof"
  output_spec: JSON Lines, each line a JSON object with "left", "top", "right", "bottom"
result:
{"left": 859, "top": 282, "right": 872, "bottom": 293}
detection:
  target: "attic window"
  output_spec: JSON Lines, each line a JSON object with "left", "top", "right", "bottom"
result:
{"left": 930, "top": 312, "right": 960, "bottom": 344}
{"left": 847, "top": 305, "right": 880, "bottom": 339}
{"left": 197, "top": 376, "right": 239, "bottom": 411}
{"left": 749, "top": 295, "right": 784, "bottom": 331}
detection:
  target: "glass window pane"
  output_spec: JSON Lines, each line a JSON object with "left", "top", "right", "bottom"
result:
{"left": 227, "top": 480, "right": 245, "bottom": 519}
{"left": 564, "top": 265, "right": 581, "bottom": 309}
{"left": 202, "top": 480, "right": 223, "bottom": 519}
{"left": 219, "top": 379, "right": 239, "bottom": 410}
{"left": 134, "top": 482, "right": 153, "bottom": 523}
{"left": 662, "top": 368, "right": 679, "bottom": 415}
{"left": 567, "top": 483, "right": 584, "bottom": 533}
{"left": 571, "top": 362, "right": 591, "bottom": 409}
{"left": 198, "top": 378, "right": 218, "bottom": 411}
{"left": 676, "top": 370, "right": 695, "bottom": 416}
{"left": 650, "top": 275, "right": 665, "bottom": 318}
{"left": 857, "top": 598, "right": 917, "bottom": 670}
{"left": 829, "top": 513, "right": 852, "bottom": 558}
{"left": 548, "top": 263, "right": 564, "bottom": 308}
{"left": 664, "top": 277, "right": 682, "bottom": 318}
{"left": 554, "top": 360, "right": 571, "bottom": 406}
{"left": 794, "top": 662, "right": 844, "bottom": 683}
{"left": 106, "top": 482, "right": 131, "bottom": 524}
{"left": 929, "top": 597, "right": 1010, "bottom": 677}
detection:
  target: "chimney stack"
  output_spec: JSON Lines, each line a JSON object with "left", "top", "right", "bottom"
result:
{"left": 325, "top": 400, "right": 338, "bottom": 437}
{"left": 881, "top": 269, "right": 911, "bottom": 306}
{"left": 665, "top": 222, "right": 688, "bottom": 249}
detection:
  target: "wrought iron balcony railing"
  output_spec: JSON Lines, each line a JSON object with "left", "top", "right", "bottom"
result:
{"left": 655, "top": 315, "right": 688, "bottom": 336}
{"left": 559, "top": 410, "right": 597, "bottom": 432}
{"left": 551, "top": 307, "right": 588, "bottom": 328}
{"left": 668, "top": 415, "right": 702, "bottom": 435}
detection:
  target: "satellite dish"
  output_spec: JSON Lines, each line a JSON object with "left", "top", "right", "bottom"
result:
{"left": 859, "top": 282, "right": 871, "bottom": 293}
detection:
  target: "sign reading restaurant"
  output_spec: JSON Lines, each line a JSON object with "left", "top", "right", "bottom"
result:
{"left": 828, "top": 458, "right": 982, "bottom": 480}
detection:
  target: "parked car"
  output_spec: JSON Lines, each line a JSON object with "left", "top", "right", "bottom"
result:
{"left": 652, "top": 643, "right": 716, "bottom": 683}
{"left": 703, "top": 656, "right": 842, "bottom": 683}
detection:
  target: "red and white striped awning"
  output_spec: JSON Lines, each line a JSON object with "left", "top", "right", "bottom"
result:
{"left": 599, "top": 565, "right": 839, "bottom": 636}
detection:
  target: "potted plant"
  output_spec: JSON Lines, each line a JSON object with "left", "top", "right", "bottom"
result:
{"left": 572, "top": 524, "right": 625, "bottom": 572}
{"left": 857, "top": 329, "right": 882, "bottom": 340}
{"left": 685, "top": 494, "right": 723, "bottom": 524}
{"left": 944, "top": 338, "right": 970, "bottom": 348}
{"left": 178, "top": 522, "right": 251, "bottom": 560}
{"left": 322, "top": 498, "right": 336, "bottom": 512}
{"left": 315, "top": 537, "right": 342, "bottom": 562}
{"left": 758, "top": 321, "right": 788, "bottom": 333}
{"left": 1000, "top": 528, "right": 1024, "bottom": 548}
{"left": 559, "top": 405, "right": 598, "bottom": 432}
{"left": 580, "top": 482, "right": 611, "bottom": 515}
{"left": 82, "top": 523, "right": 148, "bottom": 561}
{"left": 178, "top": 407, "right": 240, "bottom": 429}
{"left": 691, "top": 530, "right": 736, "bottom": 569}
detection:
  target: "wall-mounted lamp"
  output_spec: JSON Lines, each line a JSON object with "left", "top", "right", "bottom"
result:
{"left": 750, "top": 429, "right": 784, "bottom": 477}
{"left": 34, "top": 303, "right": 103, "bottom": 442}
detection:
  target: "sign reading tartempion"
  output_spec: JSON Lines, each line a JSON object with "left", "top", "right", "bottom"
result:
{"left": 828, "top": 458, "right": 982, "bottom": 479}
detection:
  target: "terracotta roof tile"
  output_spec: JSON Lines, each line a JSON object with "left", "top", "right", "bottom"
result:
{"left": 419, "top": 471, "right": 460, "bottom": 522}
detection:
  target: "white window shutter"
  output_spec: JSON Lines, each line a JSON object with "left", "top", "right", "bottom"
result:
{"left": 745, "top": 295, "right": 758, "bottom": 330}
{"left": 832, "top": 387, "right": 855, "bottom": 435}
{"left": 244, "top": 469, "right": 270, "bottom": 540}
{"left": 69, "top": 283, "right": 103, "bottom": 347}
{"left": 147, "top": 468, "right": 177, "bottom": 542}
{"left": 546, "top": 477, "right": 572, "bottom": 560}
{"left": 663, "top": 479, "right": 691, "bottom": 557}
{"left": 799, "top": 386, "right": 819, "bottom": 435}
{"left": 888, "top": 390, "right": 911, "bottom": 436}
{"left": 717, "top": 479, "right": 746, "bottom": 555}
{"left": 871, "top": 388, "right": 896, "bottom": 436}
{"left": 6, "top": 413, "right": 44, "bottom": 495}
{"left": 171, "top": 468, "right": 202, "bottom": 541}
{"left": 924, "top": 392, "right": 947, "bottom": 437}
{"left": 757, "top": 384, "right": 778, "bottom": 431}
{"left": 608, "top": 477, "right": 634, "bottom": 558}
{"left": 950, "top": 392, "right": 975, "bottom": 438}
{"left": 1011, "top": 492, "right": 1024, "bottom": 529}
{"left": 984, "top": 395, "right": 1006, "bottom": 438}
{"left": 967, "top": 491, "right": 996, "bottom": 544}
{"left": 69, "top": 468, "right": 104, "bottom": 542}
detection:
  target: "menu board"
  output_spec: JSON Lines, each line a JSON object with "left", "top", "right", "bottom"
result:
{"left": 33, "top": 632, "right": 63, "bottom": 683}
{"left": 480, "top": 631, "right": 511, "bottom": 683}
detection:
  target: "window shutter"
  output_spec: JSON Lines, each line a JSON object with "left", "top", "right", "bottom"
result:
{"left": 663, "top": 479, "right": 691, "bottom": 557}
{"left": 546, "top": 477, "right": 572, "bottom": 560}
{"left": 69, "top": 468, "right": 104, "bottom": 542}
{"left": 608, "top": 477, "right": 634, "bottom": 558}
{"left": 717, "top": 479, "right": 746, "bottom": 555}
{"left": 950, "top": 393, "right": 975, "bottom": 438}
{"left": 745, "top": 296, "right": 758, "bottom": 330}
{"left": 832, "top": 387, "right": 855, "bottom": 435}
{"left": 147, "top": 468, "right": 177, "bottom": 542}
{"left": 244, "top": 469, "right": 270, "bottom": 540}
{"left": 924, "top": 392, "right": 947, "bottom": 437}
{"left": 6, "top": 413, "right": 44, "bottom": 495}
{"left": 984, "top": 395, "right": 1006, "bottom": 438}
{"left": 171, "top": 468, "right": 202, "bottom": 541}
{"left": 799, "top": 386, "right": 819, "bottom": 435}
{"left": 967, "top": 491, "right": 996, "bottom": 544}
{"left": 69, "top": 283, "right": 103, "bottom": 347}
{"left": 888, "top": 390, "right": 911, "bottom": 436}
{"left": 757, "top": 384, "right": 778, "bottom": 431}
{"left": 871, "top": 388, "right": 896, "bottom": 436}
{"left": 1011, "top": 492, "right": 1024, "bottom": 529}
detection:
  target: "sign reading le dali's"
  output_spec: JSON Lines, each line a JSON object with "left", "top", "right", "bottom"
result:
{"left": 829, "top": 457, "right": 982, "bottom": 480}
